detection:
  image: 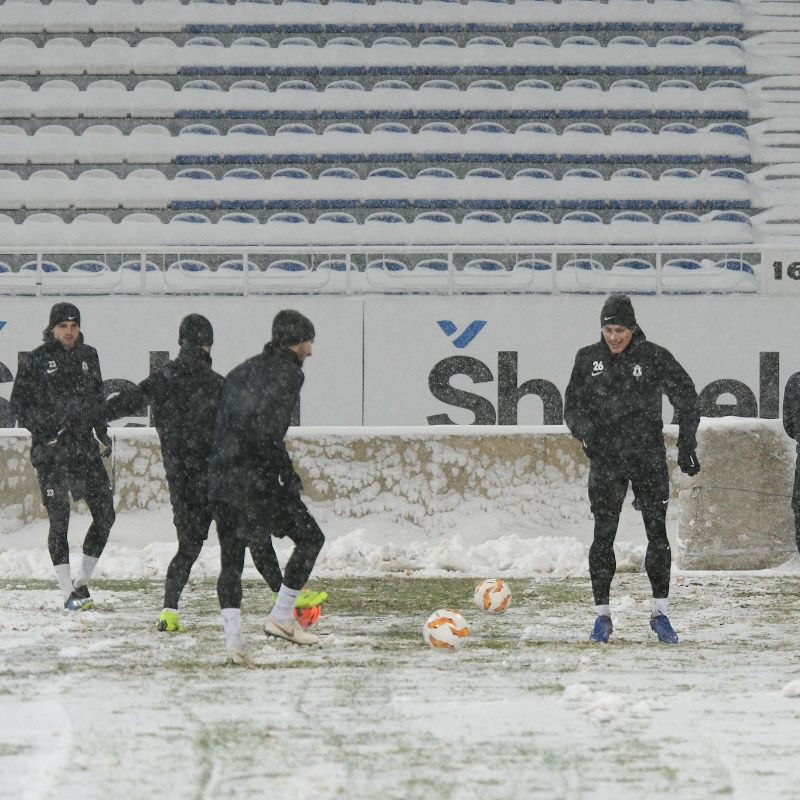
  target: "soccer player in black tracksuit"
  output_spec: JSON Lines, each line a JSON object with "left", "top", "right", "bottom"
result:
{"left": 781, "top": 372, "right": 800, "bottom": 555}
{"left": 10, "top": 302, "right": 115, "bottom": 611}
{"left": 103, "top": 314, "right": 225, "bottom": 633}
{"left": 208, "top": 309, "right": 326, "bottom": 662}
{"left": 564, "top": 293, "right": 700, "bottom": 645}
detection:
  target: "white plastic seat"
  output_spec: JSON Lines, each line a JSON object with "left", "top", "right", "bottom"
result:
{"left": 0, "top": 125, "right": 29, "bottom": 164}
{"left": 25, "top": 169, "right": 74, "bottom": 209}
{"left": 0, "top": 170, "right": 24, "bottom": 209}
{"left": 123, "top": 168, "right": 171, "bottom": 209}
{"left": 29, "top": 125, "right": 76, "bottom": 164}
{"left": 74, "top": 169, "right": 123, "bottom": 209}
{"left": 78, "top": 125, "right": 127, "bottom": 164}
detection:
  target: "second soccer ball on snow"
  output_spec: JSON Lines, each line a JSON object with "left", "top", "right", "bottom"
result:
{"left": 473, "top": 579, "right": 512, "bottom": 613}
{"left": 423, "top": 609, "right": 470, "bottom": 651}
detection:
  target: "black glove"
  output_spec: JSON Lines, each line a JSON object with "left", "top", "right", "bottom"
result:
{"left": 97, "top": 433, "right": 112, "bottom": 458}
{"left": 677, "top": 445, "right": 700, "bottom": 476}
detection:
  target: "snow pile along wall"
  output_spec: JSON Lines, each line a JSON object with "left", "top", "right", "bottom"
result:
{"left": 676, "top": 419, "right": 795, "bottom": 570}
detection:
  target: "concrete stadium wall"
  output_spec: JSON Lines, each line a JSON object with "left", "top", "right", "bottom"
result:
{"left": 0, "top": 422, "right": 795, "bottom": 570}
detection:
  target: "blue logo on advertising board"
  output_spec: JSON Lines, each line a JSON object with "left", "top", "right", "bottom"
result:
{"left": 436, "top": 320, "right": 487, "bottom": 349}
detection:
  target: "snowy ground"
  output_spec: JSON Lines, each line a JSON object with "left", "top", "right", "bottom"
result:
{"left": 3, "top": 504, "right": 800, "bottom": 799}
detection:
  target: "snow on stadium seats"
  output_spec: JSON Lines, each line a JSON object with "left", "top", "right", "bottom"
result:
{"left": 127, "top": 124, "right": 174, "bottom": 163}
{"left": 705, "top": 122, "right": 751, "bottom": 163}
{"left": 413, "top": 167, "right": 459, "bottom": 209}
{"left": 661, "top": 257, "right": 713, "bottom": 294}
{"left": 657, "top": 167, "right": 701, "bottom": 210}
{"left": 608, "top": 257, "right": 657, "bottom": 294}
{"left": 17, "top": 212, "right": 68, "bottom": 247}
{"left": 558, "top": 35, "right": 603, "bottom": 77}
{"left": 316, "top": 166, "right": 360, "bottom": 210}
{"left": 703, "top": 79, "right": 748, "bottom": 120}
{"left": 361, "top": 166, "right": 411, "bottom": 209}
{"left": 609, "top": 167, "right": 656, "bottom": 210}
{"left": 93, "top": 0, "right": 139, "bottom": 34}
{"left": 511, "top": 122, "right": 558, "bottom": 163}
{"left": 509, "top": 167, "right": 557, "bottom": 210}
{"left": 608, "top": 122, "right": 654, "bottom": 162}
{"left": 371, "top": 38, "right": 412, "bottom": 77}
{"left": 558, "top": 210, "right": 605, "bottom": 244}
{"left": 68, "top": 212, "right": 117, "bottom": 246}
{"left": 36, "top": 79, "right": 81, "bottom": 118}
{"left": 460, "top": 209, "right": 507, "bottom": 244}
{"left": 560, "top": 78, "right": 605, "bottom": 119}
{"left": 559, "top": 167, "right": 605, "bottom": 210}
{"left": 704, "top": 209, "right": 754, "bottom": 244}
{"left": 559, "top": 257, "right": 608, "bottom": 293}
{"left": 74, "top": 169, "right": 124, "bottom": 209}
{"left": 607, "top": 79, "right": 654, "bottom": 118}
{"left": 175, "top": 123, "right": 222, "bottom": 165}
{"left": 655, "top": 78, "right": 704, "bottom": 119}
{"left": 122, "top": 168, "right": 172, "bottom": 208}
{"left": 28, "top": 125, "right": 74, "bottom": 165}
{"left": 606, "top": 35, "right": 650, "bottom": 76}
{"left": 511, "top": 258, "right": 554, "bottom": 293}
{"left": 218, "top": 167, "right": 267, "bottom": 209}
{"left": 77, "top": 125, "right": 126, "bottom": 164}
{"left": 713, "top": 257, "right": 759, "bottom": 292}
{"left": 607, "top": 210, "right": 657, "bottom": 245}
{"left": 165, "top": 258, "right": 213, "bottom": 293}
{"left": 561, "top": 122, "right": 605, "bottom": 164}
{"left": 86, "top": 37, "right": 133, "bottom": 75}
{"left": 185, "top": 0, "right": 232, "bottom": 36}
{"left": 410, "top": 211, "right": 459, "bottom": 245}
{"left": 511, "top": 36, "right": 556, "bottom": 76}
{"left": 415, "top": 78, "right": 461, "bottom": 120}
{"left": 417, "top": 121, "right": 460, "bottom": 163}
{"left": 265, "top": 166, "right": 313, "bottom": 209}
{"left": 83, "top": 79, "right": 128, "bottom": 118}
{"left": 0, "top": 125, "right": 28, "bottom": 164}
{"left": 264, "top": 210, "right": 311, "bottom": 246}
{"left": 320, "top": 122, "right": 367, "bottom": 164}
{"left": 25, "top": 169, "right": 73, "bottom": 209}
{"left": 117, "top": 257, "right": 165, "bottom": 295}
{"left": 0, "top": 37, "right": 38, "bottom": 76}
{"left": 657, "top": 210, "right": 704, "bottom": 244}
{"left": 703, "top": 166, "right": 752, "bottom": 209}
{"left": 177, "top": 79, "right": 224, "bottom": 119}
{"left": 361, "top": 210, "right": 408, "bottom": 245}
{"left": 216, "top": 211, "right": 263, "bottom": 245}
{"left": 181, "top": 36, "right": 226, "bottom": 77}
{"left": 506, "top": 210, "right": 558, "bottom": 245}
{"left": 132, "top": 37, "right": 180, "bottom": 74}
{"left": 61, "top": 259, "right": 121, "bottom": 295}
{"left": 462, "top": 166, "right": 507, "bottom": 209}
{"left": 313, "top": 211, "right": 359, "bottom": 246}
{"left": 20, "top": 258, "right": 63, "bottom": 274}
{"left": 170, "top": 167, "right": 216, "bottom": 210}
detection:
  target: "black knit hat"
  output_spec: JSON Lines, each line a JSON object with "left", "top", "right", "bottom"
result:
{"left": 600, "top": 293, "right": 637, "bottom": 330}
{"left": 272, "top": 309, "right": 315, "bottom": 347}
{"left": 179, "top": 314, "right": 214, "bottom": 347}
{"left": 48, "top": 302, "right": 81, "bottom": 329}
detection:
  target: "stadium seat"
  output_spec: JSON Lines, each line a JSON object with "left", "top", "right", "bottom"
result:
{"left": 316, "top": 166, "right": 360, "bottom": 209}
{"left": 609, "top": 167, "right": 655, "bottom": 210}
{"left": 26, "top": 169, "right": 74, "bottom": 209}
{"left": 362, "top": 167, "right": 411, "bottom": 209}
{"left": 313, "top": 211, "right": 358, "bottom": 245}
{"left": 506, "top": 210, "right": 557, "bottom": 245}
{"left": 176, "top": 123, "right": 222, "bottom": 165}
{"left": 658, "top": 210, "right": 703, "bottom": 244}
{"left": 510, "top": 167, "right": 558, "bottom": 210}
{"left": 127, "top": 124, "right": 174, "bottom": 164}
{"left": 559, "top": 257, "right": 607, "bottom": 293}
{"left": 414, "top": 167, "right": 460, "bottom": 209}
{"left": 559, "top": 210, "right": 605, "bottom": 244}
{"left": 461, "top": 210, "right": 506, "bottom": 244}
{"left": 713, "top": 258, "right": 759, "bottom": 293}
{"left": 409, "top": 210, "right": 459, "bottom": 245}
{"left": 264, "top": 210, "right": 310, "bottom": 245}
{"left": 0, "top": 170, "right": 25, "bottom": 209}
{"left": 511, "top": 257, "right": 554, "bottom": 293}
{"left": 75, "top": 169, "right": 123, "bottom": 209}
{"left": 512, "top": 121, "right": 557, "bottom": 163}
{"left": 266, "top": 166, "right": 313, "bottom": 209}
{"left": 658, "top": 168, "right": 700, "bottom": 210}
{"left": 559, "top": 168, "right": 605, "bottom": 210}
{"left": 609, "top": 257, "right": 657, "bottom": 294}
{"left": 361, "top": 210, "right": 408, "bottom": 245}
{"left": 217, "top": 211, "right": 264, "bottom": 245}
{"left": 661, "top": 257, "right": 708, "bottom": 294}
{"left": 607, "top": 210, "right": 656, "bottom": 245}
{"left": 217, "top": 167, "right": 266, "bottom": 209}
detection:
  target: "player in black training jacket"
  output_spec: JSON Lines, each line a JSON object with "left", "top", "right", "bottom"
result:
{"left": 104, "top": 314, "right": 224, "bottom": 633}
{"left": 782, "top": 371, "right": 800, "bottom": 556}
{"left": 564, "top": 293, "right": 700, "bottom": 645}
{"left": 208, "top": 309, "right": 326, "bottom": 663}
{"left": 10, "top": 302, "right": 115, "bottom": 611}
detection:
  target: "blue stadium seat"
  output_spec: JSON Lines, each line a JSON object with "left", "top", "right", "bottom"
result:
{"left": 410, "top": 210, "right": 458, "bottom": 245}
{"left": 705, "top": 122, "right": 750, "bottom": 164}
{"left": 506, "top": 210, "right": 556, "bottom": 244}
{"left": 609, "top": 122, "right": 654, "bottom": 163}
{"left": 658, "top": 168, "right": 700, "bottom": 210}
{"left": 512, "top": 121, "right": 557, "bottom": 163}
{"left": 608, "top": 209, "right": 656, "bottom": 245}
{"left": 713, "top": 258, "right": 758, "bottom": 292}
{"left": 463, "top": 167, "right": 507, "bottom": 210}
{"left": 362, "top": 167, "right": 411, "bottom": 209}
{"left": 227, "top": 79, "right": 271, "bottom": 119}
{"left": 559, "top": 257, "right": 606, "bottom": 293}
{"left": 609, "top": 257, "right": 657, "bottom": 294}
{"left": 221, "top": 122, "right": 269, "bottom": 165}
{"left": 559, "top": 36, "right": 602, "bottom": 77}
{"left": 561, "top": 122, "right": 605, "bottom": 164}
{"left": 414, "top": 258, "right": 449, "bottom": 274}
{"left": 560, "top": 78, "right": 604, "bottom": 119}
{"left": 266, "top": 258, "right": 309, "bottom": 273}
{"left": 414, "top": 167, "right": 459, "bottom": 209}
{"left": 609, "top": 167, "right": 655, "bottom": 210}
{"left": 560, "top": 168, "right": 605, "bottom": 210}
{"left": 417, "top": 36, "right": 460, "bottom": 76}
{"left": 606, "top": 35, "right": 650, "bottom": 76}
{"left": 177, "top": 78, "right": 224, "bottom": 119}
{"left": 417, "top": 78, "right": 461, "bottom": 120}
{"left": 607, "top": 78, "right": 653, "bottom": 118}
{"left": 464, "top": 121, "right": 510, "bottom": 163}
{"left": 658, "top": 210, "right": 703, "bottom": 244}
{"left": 655, "top": 78, "right": 703, "bottom": 119}
{"left": 181, "top": 36, "right": 226, "bottom": 76}
{"left": 371, "top": 79, "right": 415, "bottom": 120}
{"left": 464, "top": 257, "right": 505, "bottom": 272}
{"left": 369, "top": 120, "right": 413, "bottom": 162}
{"left": 705, "top": 209, "right": 753, "bottom": 244}
{"left": 171, "top": 167, "right": 216, "bottom": 210}
{"left": 512, "top": 258, "right": 554, "bottom": 293}
{"left": 417, "top": 121, "right": 461, "bottom": 163}
{"left": 267, "top": 166, "right": 312, "bottom": 209}
{"left": 461, "top": 210, "right": 505, "bottom": 244}
{"left": 510, "top": 167, "right": 557, "bottom": 210}
{"left": 705, "top": 167, "right": 751, "bottom": 210}
{"left": 218, "top": 167, "right": 265, "bottom": 209}
{"left": 658, "top": 122, "right": 701, "bottom": 164}
{"left": 321, "top": 122, "right": 366, "bottom": 163}
{"left": 362, "top": 210, "right": 408, "bottom": 244}
{"left": 512, "top": 78, "right": 556, "bottom": 120}
{"left": 661, "top": 257, "right": 706, "bottom": 294}
{"left": 265, "top": 210, "right": 310, "bottom": 244}
{"left": 559, "top": 210, "right": 604, "bottom": 244}
{"left": 20, "top": 259, "right": 62, "bottom": 273}
{"left": 176, "top": 123, "right": 222, "bottom": 165}
{"left": 317, "top": 166, "right": 360, "bottom": 209}
{"left": 228, "top": 36, "right": 272, "bottom": 76}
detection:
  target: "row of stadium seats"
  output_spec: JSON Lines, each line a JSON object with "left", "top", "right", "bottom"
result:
{"left": 0, "top": 208, "right": 760, "bottom": 245}
{"left": 0, "top": 165, "right": 764, "bottom": 210}
{"left": 0, "top": 255, "right": 759, "bottom": 296}
{"left": 0, "top": 34, "right": 779, "bottom": 77}
{"left": 0, "top": 77, "right": 759, "bottom": 120}
{"left": 0, "top": 121, "right": 756, "bottom": 165}
{"left": 0, "top": 0, "right": 749, "bottom": 35}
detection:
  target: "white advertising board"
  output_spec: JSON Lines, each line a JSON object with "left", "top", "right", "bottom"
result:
{"left": 0, "top": 296, "right": 364, "bottom": 426}
{"left": 363, "top": 295, "right": 800, "bottom": 425}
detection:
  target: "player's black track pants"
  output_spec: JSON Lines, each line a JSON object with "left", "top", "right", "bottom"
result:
{"left": 588, "top": 453, "right": 671, "bottom": 605}
{"left": 214, "top": 492, "right": 325, "bottom": 609}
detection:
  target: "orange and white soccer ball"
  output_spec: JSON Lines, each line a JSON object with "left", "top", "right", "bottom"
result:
{"left": 423, "top": 609, "right": 470, "bottom": 652}
{"left": 473, "top": 579, "right": 512, "bottom": 613}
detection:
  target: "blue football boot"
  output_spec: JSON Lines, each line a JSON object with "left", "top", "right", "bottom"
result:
{"left": 589, "top": 615, "right": 613, "bottom": 643}
{"left": 650, "top": 614, "right": 679, "bottom": 644}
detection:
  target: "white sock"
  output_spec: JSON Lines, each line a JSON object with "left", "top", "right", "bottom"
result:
{"left": 74, "top": 555, "right": 99, "bottom": 589}
{"left": 55, "top": 564, "right": 73, "bottom": 601}
{"left": 651, "top": 597, "right": 669, "bottom": 618}
{"left": 270, "top": 585, "right": 300, "bottom": 625}
{"left": 220, "top": 607, "right": 243, "bottom": 651}
{"left": 594, "top": 604, "right": 611, "bottom": 618}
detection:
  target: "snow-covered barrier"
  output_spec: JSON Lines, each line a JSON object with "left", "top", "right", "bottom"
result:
{"left": 676, "top": 418, "right": 796, "bottom": 570}
{"left": 1, "top": 422, "right": 796, "bottom": 571}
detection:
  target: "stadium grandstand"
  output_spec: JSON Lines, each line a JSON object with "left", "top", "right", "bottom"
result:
{"left": 0, "top": 0, "right": 799, "bottom": 294}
